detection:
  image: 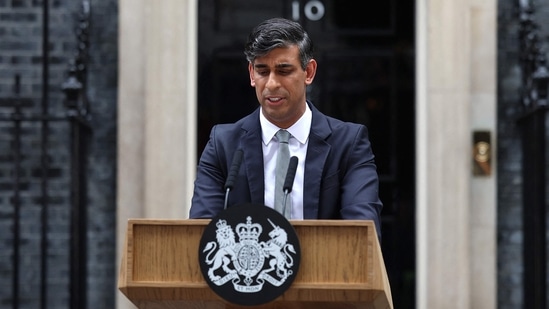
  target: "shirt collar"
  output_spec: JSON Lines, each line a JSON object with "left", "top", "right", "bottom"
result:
{"left": 260, "top": 103, "right": 312, "bottom": 145}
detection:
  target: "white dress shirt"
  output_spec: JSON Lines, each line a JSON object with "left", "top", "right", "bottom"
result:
{"left": 260, "top": 104, "right": 311, "bottom": 219}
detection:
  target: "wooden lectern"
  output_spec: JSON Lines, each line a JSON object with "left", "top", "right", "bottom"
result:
{"left": 119, "top": 219, "right": 393, "bottom": 309}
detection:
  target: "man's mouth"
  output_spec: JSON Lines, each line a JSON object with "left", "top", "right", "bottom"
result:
{"left": 265, "top": 94, "right": 285, "bottom": 103}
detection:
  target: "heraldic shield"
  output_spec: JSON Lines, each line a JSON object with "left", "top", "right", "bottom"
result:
{"left": 198, "top": 203, "right": 301, "bottom": 306}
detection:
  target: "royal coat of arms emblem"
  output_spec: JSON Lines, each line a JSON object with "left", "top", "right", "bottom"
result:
{"left": 198, "top": 203, "right": 300, "bottom": 306}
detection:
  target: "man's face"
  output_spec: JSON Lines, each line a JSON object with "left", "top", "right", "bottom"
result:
{"left": 248, "top": 45, "right": 317, "bottom": 129}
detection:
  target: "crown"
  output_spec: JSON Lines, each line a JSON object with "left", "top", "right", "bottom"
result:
{"left": 216, "top": 219, "right": 230, "bottom": 231}
{"left": 236, "top": 216, "right": 262, "bottom": 242}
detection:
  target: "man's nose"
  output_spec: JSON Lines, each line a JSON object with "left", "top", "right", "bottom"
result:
{"left": 265, "top": 73, "right": 280, "bottom": 89}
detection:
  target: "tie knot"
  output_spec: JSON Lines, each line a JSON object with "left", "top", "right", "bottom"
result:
{"left": 276, "top": 129, "right": 290, "bottom": 143}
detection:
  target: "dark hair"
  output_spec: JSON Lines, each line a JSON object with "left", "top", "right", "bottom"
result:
{"left": 244, "top": 17, "right": 314, "bottom": 70}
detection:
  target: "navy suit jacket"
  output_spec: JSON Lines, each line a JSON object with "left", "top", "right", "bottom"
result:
{"left": 190, "top": 102, "right": 383, "bottom": 238}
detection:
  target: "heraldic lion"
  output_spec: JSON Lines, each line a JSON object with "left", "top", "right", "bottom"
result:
{"left": 203, "top": 220, "right": 237, "bottom": 281}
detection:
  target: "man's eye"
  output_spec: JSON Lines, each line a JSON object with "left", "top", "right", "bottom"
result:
{"left": 257, "top": 71, "right": 269, "bottom": 76}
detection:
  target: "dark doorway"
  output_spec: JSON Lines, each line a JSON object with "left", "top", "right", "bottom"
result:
{"left": 197, "top": 1, "right": 415, "bottom": 307}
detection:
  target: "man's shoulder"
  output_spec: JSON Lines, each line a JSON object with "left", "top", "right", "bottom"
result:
{"left": 320, "top": 112, "right": 365, "bottom": 133}
{"left": 309, "top": 102, "right": 366, "bottom": 141}
{"left": 211, "top": 110, "right": 260, "bottom": 136}
{"left": 310, "top": 101, "right": 363, "bottom": 129}
{"left": 327, "top": 118, "right": 365, "bottom": 141}
{"left": 212, "top": 122, "right": 244, "bottom": 138}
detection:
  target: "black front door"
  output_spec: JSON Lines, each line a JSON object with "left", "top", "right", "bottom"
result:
{"left": 197, "top": 1, "right": 415, "bottom": 307}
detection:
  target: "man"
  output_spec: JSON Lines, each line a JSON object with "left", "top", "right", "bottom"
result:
{"left": 189, "top": 17, "right": 383, "bottom": 237}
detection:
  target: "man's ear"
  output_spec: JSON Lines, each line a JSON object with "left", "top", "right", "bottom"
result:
{"left": 305, "top": 59, "right": 317, "bottom": 85}
{"left": 248, "top": 62, "right": 255, "bottom": 86}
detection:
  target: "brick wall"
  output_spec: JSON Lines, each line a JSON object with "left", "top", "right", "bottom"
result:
{"left": 497, "top": 1, "right": 523, "bottom": 307}
{"left": 497, "top": 0, "right": 549, "bottom": 308}
{"left": 0, "top": 0, "right": 117, "bottom": 308}
{"left": 84, "top": 0, "right": 117, "bottom": 307}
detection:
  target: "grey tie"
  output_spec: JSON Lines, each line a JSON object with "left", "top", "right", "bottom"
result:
{"left": 274, "top": 129, "right": 291, "bottom": 218}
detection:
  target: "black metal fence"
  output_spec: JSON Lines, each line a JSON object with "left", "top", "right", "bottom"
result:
{"left": 0, "top": 1, "right": 91, "bottom": 308}
{"left": 517, "top": 1, "right": 548, "bottom": 308}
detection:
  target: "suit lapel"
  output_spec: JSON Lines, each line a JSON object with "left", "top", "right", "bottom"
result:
{"left": 303, "top": 103, "right": 332, "bottom": 219}
{"left": 240, "top": 109, "right": 265, "bottom": 205}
